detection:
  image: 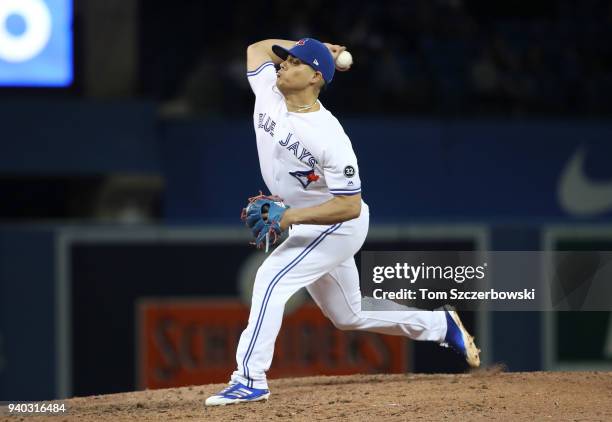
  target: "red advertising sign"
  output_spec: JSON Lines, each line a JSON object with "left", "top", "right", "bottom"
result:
{"left": 137, "top": 299, "right": 409, "bottom": 389}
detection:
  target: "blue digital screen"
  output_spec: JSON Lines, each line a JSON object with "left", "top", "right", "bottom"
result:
{"left": 0, "top": 0, "right": 73, "bottom": 87}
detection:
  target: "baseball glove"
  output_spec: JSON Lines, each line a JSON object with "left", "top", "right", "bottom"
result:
{"left": 241, "top": 192, "right": 288, "bottom": 251}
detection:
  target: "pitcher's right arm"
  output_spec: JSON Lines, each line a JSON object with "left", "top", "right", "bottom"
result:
{"left": 246, "top": 39, "right": 296, "bottom": 72}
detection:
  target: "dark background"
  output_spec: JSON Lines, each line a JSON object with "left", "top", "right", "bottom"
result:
{"left": 1, "top": 0, "right": 611, "bottom": 401}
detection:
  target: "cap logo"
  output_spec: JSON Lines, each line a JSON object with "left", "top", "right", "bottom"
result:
{"left": 313, "top": 59, "right": 319, "bottom": 66}
{"left": 296, "top": 39, "right": 306, "bottom": 46}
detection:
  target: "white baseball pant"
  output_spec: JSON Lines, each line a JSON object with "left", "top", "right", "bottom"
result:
{"left": 231, "top": 203, "right": 447, "bottom": 389}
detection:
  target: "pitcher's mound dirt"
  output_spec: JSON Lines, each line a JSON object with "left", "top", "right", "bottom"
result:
{"left": 16, "top": 371, "right": 612, "bottom": 421}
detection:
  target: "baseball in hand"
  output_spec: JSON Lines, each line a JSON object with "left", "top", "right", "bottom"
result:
{"left": 335, "top": 50, "right": 353, "bottom": 70}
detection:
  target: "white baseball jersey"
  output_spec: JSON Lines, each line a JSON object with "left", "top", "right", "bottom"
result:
{"left": 228, "top": 59, "right": 447, "bottom": 391}
{"left": 247, "top": 61, "right": 362, "bottom": 207}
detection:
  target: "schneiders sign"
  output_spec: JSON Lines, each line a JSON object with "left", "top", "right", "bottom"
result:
{"left": 137, "top": 299, "right": 408, "bottom": 389}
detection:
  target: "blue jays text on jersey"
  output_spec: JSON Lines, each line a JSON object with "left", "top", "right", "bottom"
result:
{"left": 258, "top": 112, "right": 318, "bottom": 168}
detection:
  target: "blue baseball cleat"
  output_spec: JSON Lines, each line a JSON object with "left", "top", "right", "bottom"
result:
{"left": 441, "top": 308, "right": 481, "bottom": 367}
{"left": 205, "top": 382, "right": 270, "bottom": 406}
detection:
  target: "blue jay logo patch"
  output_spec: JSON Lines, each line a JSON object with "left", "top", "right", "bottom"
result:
{"left": 289, "top": 169, "right": 320, "bottom": 189}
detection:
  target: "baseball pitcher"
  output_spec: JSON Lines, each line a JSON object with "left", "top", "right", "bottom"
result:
{"left": 206, "top": 38, "right": 480, "bottom": 406}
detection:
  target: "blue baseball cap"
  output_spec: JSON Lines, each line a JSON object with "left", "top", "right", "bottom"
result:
{"left": 272, "top": 38, "right": 335, "bottom": 84}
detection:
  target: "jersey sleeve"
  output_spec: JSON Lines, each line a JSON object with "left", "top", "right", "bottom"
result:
{"left": 322, "top": 142, "right": 362, "bottom": 196}
{"left": 246, "top": 61, "right": 277, "bottom": 97}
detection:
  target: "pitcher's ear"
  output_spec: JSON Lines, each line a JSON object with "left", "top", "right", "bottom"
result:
{"left": 312, "top": 71, "right": 324, "bottom": 86}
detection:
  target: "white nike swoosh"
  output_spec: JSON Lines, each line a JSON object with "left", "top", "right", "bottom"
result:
{"left": 558, "top": 146, "right": 612, "bottom": 216}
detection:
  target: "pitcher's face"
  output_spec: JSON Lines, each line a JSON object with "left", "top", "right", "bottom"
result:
{"left": 276, "top": 55, "right": 321, "bottom": 93}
